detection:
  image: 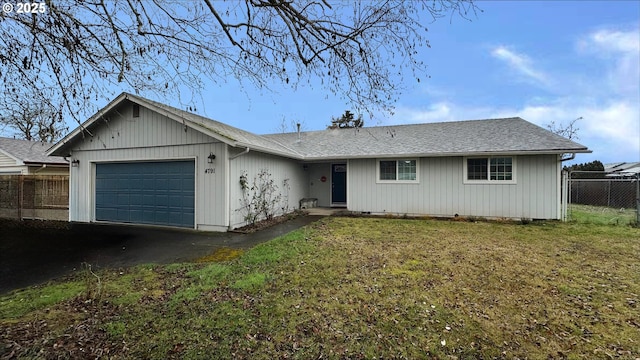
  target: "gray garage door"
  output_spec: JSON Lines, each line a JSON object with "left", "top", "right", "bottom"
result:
{"left": 95, "top": 161, "right": 195, "bottom": 228}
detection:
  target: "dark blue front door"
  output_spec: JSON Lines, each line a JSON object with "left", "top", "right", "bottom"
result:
{"left": 95, "top": 161, "right": 195, "bottom": 228}
{"left": 331, "top": 164, "right": 347, "bottom": 204}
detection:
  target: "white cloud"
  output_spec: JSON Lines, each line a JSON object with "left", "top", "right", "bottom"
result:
{"left": 394, "top": 102, "right": 453, "bottom": 123}
{"left": 391, "top": 98, "right": 639, "bottom": 163}
{"left": 578, "top": 28, "right": 640, "bottom": 95}
{"left": 585, "top": 28, "right": 639, "bottom": 54}
{"left": 389, "top": 102, "right": 501, "bottom": 125}
{"left": 490, "top": 46, "right": 551, "bottom": 87}
{"left": 391, "top": 26, "right": 640, "bottom": 163}
{"left": 501, "top": 100, "right": 639, "bottom": 162}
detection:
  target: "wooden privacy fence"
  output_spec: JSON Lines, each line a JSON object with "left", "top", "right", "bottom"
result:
{"left": 0, "top": 175, "right": 69, "bottom": 221}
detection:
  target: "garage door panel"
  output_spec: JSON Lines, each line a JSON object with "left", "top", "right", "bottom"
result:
{"left": 182, "top": 176, "right": 195, "bottom": 188}
{"left": 142, "top": 194, "right": 155, "bottom": 206}
{"left": 116, "top": 208, "right": 130, "bottom": 222}
{"left": 169, "top": 179, "right": 182, "bottom": 190}
{"left": 99, "top": 208, "right": 117, "bottom": 220}
{"left": 155, "top": 179, "right": 168, "bottom": 190}
{"left": 129, "top": 194, "right": 142, "bottom": 204}
{"left": 96, "top": 161, "right": 194, "bottom": 228}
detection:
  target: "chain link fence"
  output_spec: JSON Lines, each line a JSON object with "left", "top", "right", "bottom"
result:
{"left": 564, "top": 171, "right": 639, "bottom": 226}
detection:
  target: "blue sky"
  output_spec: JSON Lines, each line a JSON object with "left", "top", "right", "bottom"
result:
{"left": 71, "top": 1, "right": 640, "bottom": 165}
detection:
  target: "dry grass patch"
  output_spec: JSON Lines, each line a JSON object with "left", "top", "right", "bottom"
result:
{"left": 270, "top": 218, "right": 640, "bottom": 358}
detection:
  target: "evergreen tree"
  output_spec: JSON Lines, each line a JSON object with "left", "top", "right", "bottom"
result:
{"left": 328, "top": 110, "right": 364, "bottom": 129}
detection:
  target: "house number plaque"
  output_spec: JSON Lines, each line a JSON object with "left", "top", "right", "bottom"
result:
{"left": 204, "top": 168, "right": 215, "bottom": 174}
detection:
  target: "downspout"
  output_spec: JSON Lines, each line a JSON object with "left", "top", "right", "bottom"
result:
{"left": 33, "top": 164, "right": 47, "bottom": 173}
{"left": 558, "top": 153, "right": 575, "bottom": 221}
{"left": 229, "top": 147, "right": 250, "bottom": 160}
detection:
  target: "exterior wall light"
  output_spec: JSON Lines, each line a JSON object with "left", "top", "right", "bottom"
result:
{"left": 71, "top": 159, "right": 80, "bottom": 167}
{"left": 207, "top": 153, "right": 216, "bottom": 163}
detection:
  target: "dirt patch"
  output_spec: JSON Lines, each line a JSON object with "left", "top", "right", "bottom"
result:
{"left": 0, "top": 218, "right": 70, "bottom": 230}
{"left": 233, "top": 210, "right": 305, "bottom": 233}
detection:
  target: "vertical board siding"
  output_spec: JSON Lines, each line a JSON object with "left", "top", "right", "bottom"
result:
{"left": 68, "top": 104, "right": 227, "bottom": 229}
{"left": 229, "top": 151, "right": 307, "bottom": 229}
{"left": 307, "top": 163, "right": 331, "bottom": 207}
{"left": 74, "top": 102, "right": 214, "bottom": 151}
{"left": 349, "top": 155, "right": 559, "bottom": 219}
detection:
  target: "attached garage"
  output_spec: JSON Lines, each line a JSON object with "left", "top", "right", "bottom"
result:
{"left": 95, "top": 160, "right": 195, "bottom": 228}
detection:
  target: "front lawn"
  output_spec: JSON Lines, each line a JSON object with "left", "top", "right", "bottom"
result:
{"left": 2, "top": 217, "right": 639, "bottom": 358}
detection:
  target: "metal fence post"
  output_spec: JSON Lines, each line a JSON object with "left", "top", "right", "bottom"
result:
{"left": 561, "top": 170, "right": 568, "bottom": 221}
{"left": 636, "top": 173, "right": 639, "bottom": 226}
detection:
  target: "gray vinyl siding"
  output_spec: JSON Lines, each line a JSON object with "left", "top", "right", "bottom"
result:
{"left": 307, "top": 163, "right": 332, "bottom": 207}
{"left": 348, "top": 155, "right": 560, "bottom": 219}
{"left": 67, "top": 103, "right": 228, "bottom": 231}
{"left": 228, "top": 150, "right": 307, "bottom": 229}
{"left": 0, "top": 152, "right": 17, "bottom": 167}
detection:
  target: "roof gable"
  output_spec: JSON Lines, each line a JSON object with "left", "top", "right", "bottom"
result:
{"left": 48, "top": 92, "right": 302, "bottom": 159}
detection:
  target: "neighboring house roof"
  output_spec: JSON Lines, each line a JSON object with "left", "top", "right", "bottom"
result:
{"left": 604, "top": 162, "right": 640, "bottom": 176}
{"left": 48, "top": 92, "right": 590, "bottom": 160}
{"left": 265, "top": 117, "right": 590, "bottom": 160}
{"left": 0, "top": 137, "right": 68, "bottom": 166}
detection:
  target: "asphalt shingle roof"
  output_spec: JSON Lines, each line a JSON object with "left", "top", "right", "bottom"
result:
{"left": 49, "top": 93, "right": 590, "bottom": 160}
{"left": 0, "top": 137, "right": 68, "bottom": 165}
{"left": 264, "top": 117, "right": 590, "bottom": 160}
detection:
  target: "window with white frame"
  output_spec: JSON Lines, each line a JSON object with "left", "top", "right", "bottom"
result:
{"left": 378, "top": 159, "right": 418, "bottom": 182}
{"left": 464, "top": 157, "right": 515, "bottom": 183}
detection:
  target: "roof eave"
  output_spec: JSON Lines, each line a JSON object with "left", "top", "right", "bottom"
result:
{"left": 233, "top": 142, "right": 304, "bottom": 160}
{"left": 23, "top": 161, "right": 69, "bottom": 166}
{"left": 300, "top": 148, "right": 592, "bottom": 161}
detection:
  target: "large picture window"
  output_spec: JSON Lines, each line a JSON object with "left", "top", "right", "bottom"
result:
{"left": 464, "top": 157, "right": 515, "bottom": 183}
{"left": 378, "top": 159, "right": 418, "bottom": 182}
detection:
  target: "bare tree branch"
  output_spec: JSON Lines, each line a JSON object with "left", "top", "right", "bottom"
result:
{"left": 0, "top": 0, "right": 478, "bottom": 131}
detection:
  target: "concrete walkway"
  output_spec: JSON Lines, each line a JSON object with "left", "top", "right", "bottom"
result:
{"left": 305, "top": 207, "right": 346, "bottom": 216}
{"left": 0, "top": 215, "right": 323, "bottom": 295}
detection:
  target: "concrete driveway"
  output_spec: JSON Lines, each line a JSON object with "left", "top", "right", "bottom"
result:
{"left": 0, "top": 216, "right": 322, "bottom": 295}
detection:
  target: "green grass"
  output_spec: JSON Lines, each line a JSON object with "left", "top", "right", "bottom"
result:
{"left": 570, "top": 203, "right": 637, "bottom": 226}
{"left": 0, "top": 281, "right": 84, "bottom": 319}
{"left": 1, "top": 218, "right": 639, "bottom": 359}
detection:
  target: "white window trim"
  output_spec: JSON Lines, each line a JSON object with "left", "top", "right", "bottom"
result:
{"left": 463, "top": 156, "right": 517, "bottom": 184}
{"left": 376, "top": 159, "right": 420, "bottom": 184}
